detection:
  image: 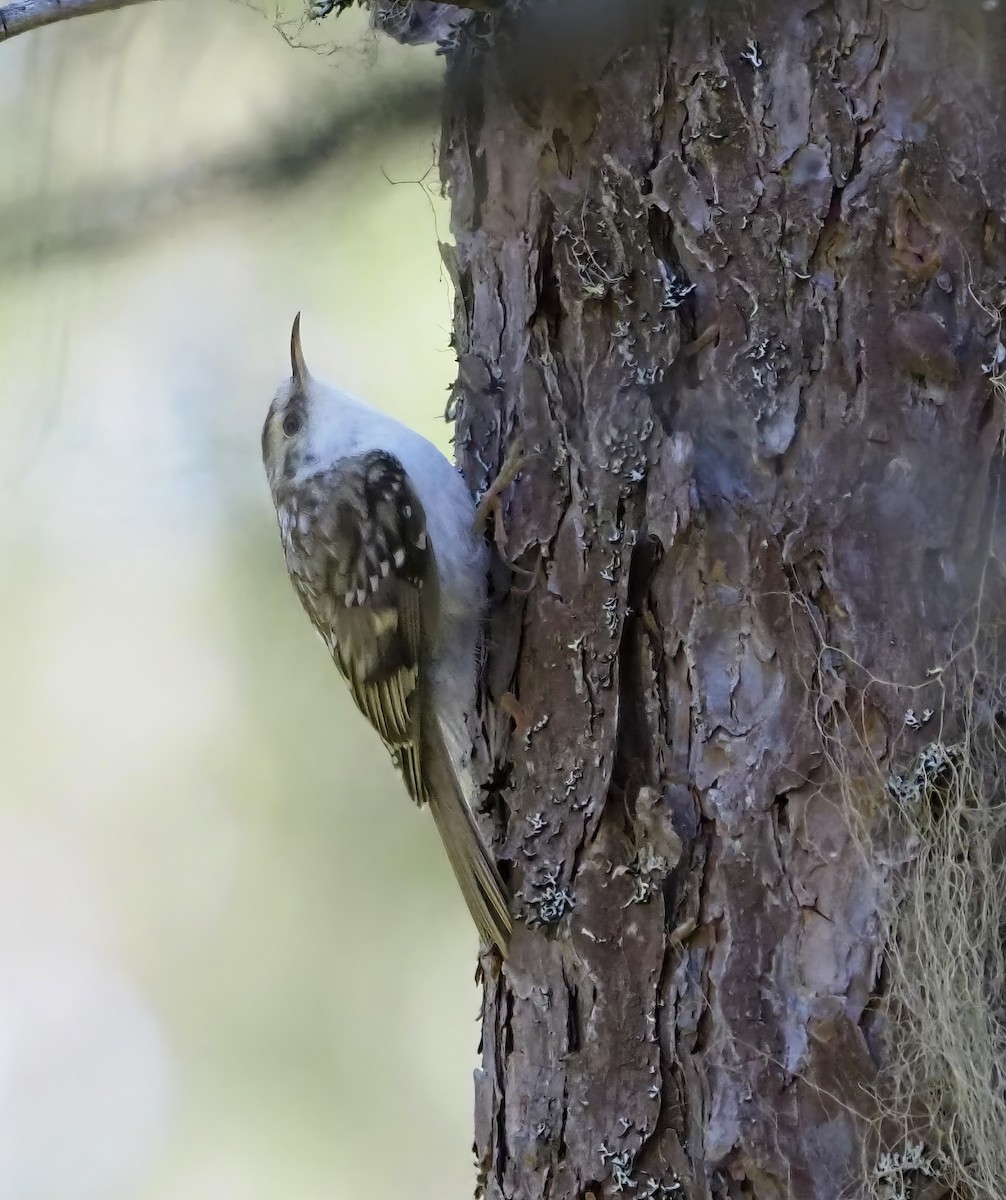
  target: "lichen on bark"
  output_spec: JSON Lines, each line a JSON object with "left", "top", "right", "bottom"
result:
{"left": 375, "top": 1, "right": 1006, "bottom": 1197}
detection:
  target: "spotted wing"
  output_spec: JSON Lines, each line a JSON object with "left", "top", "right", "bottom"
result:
{"left": 306, "top": 450, "right": 433, "bottom": 805}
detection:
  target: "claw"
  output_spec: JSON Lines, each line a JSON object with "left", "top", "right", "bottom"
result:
{"left": 473, "top": 435, "right": 530, "bottom": 563}
{"left": 499, "top": 691, "right": 531, "bottom": 735}
{"left": 509, "top": 554, "right": 540, "bottom": 596}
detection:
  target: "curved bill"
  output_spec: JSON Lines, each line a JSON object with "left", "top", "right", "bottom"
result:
{"left": 290, "top": 312, "right": 310, "bottom": 389}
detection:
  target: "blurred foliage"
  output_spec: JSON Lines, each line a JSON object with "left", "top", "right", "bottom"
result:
{"left": 0, "top": 3, "right": 481, "bottom": 1198}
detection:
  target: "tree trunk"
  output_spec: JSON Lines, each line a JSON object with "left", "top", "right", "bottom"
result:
{"left": 13, "top": 0, "right": 1006, "bottom": 1193}
{"left": 382, "top": 1, "right": 1006, "bottom": 1197}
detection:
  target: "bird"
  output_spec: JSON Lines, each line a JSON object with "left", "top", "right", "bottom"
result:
{"left": 261, "top": 314, "right": 512, "bottom": 956}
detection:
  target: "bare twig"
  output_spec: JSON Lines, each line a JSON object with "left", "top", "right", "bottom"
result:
{"left": 0, "top": 0, "right": 158, "bottom": 42}
{"left": 0, "top": 74, "right": 443, "bottom": 269}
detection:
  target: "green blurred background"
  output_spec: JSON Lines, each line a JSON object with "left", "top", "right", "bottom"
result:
{"left": 0, "top": 3, "right": 482, "bottom": 1196}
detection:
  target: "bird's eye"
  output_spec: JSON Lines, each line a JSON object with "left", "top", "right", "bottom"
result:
{"left": 282, "top": 411, "right": 302, "bottom": 437}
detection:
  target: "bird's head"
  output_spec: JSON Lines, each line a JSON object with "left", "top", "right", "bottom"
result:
{"left": 261, "top": 313, "right": 363, "bottom": 498}
{"left": 261, "top": 312, "right": 314, "bottom": 496}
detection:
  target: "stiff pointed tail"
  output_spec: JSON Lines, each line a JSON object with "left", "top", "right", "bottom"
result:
{"left": 425, "top": 740, "right": 512, "bottom": 956}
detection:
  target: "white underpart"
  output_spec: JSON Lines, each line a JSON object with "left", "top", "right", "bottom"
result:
{"left": 290, "top": 378, "right": 488, "bottom": 784}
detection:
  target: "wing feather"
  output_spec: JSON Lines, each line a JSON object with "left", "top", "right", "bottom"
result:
{"left": 276, "top": 445, "right": 510, "bottom": 951}
{"left": 283, "top": 450, "right": 433, "bottom": 805}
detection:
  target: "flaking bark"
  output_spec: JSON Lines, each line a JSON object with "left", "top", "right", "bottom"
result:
{"left": 424, "top": 2, "right": 1006, "bottom": 1198}
{"left": 19, "top": 0, "right": 1006, "bottom": 1192}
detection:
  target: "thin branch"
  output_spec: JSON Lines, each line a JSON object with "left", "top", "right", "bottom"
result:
{"left": 0, "top": 0, "right": 158, "bottom": 42}
{"left": 0, "top": 74, "right": 443, "bottom": 270}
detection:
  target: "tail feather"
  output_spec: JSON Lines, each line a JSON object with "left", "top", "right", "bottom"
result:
{"left": 424, "top": 737, "right": 512, "bottom": 956}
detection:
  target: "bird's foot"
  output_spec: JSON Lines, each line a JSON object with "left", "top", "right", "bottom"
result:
{"left": 473, "top": 435, "right": 529, "bottom": 560}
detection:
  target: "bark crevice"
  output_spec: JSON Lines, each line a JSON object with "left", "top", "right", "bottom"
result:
{"left": 436, "top": 2, "right": 1006, "bottom": 1197}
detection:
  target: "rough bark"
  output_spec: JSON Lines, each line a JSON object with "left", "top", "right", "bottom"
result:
{"left": 22, "top": 0, "right": 1006, "bottom": 1193}
{"left": 423, "top": 2, "right": 1006, "bottom": 1198}
{"left": 0, "top": 0, "right": 155, "bottom": 42}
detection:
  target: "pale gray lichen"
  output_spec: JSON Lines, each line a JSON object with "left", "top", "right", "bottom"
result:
{"left": 599, "top": 1145, "right": 637, "bottom": 1194}
{"left": 523, "top": 864, "right": 575, "bottom": 926}
{"left": 886, "top": 740, "right": 962, "bottom": 804}
{"left": 904, "top": 707, "right": 934, "bottom": 730}
{"left": 623, "top": 845, "right": 671, "bottom": 904}
{"left": 740, "top": 38, "right": 763, "bottom": 68}
{"left": 874, "top": 1140, "right": 945, "bottom": 1200}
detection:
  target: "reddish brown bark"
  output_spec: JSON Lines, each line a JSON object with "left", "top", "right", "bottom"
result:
{"left": 384, "top": 2, "right": 1006, "bottom": 1197}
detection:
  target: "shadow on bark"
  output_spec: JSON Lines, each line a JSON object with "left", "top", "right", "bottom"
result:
{"left": 428, "top": 1, "right": 1006, "bottom": 1197}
